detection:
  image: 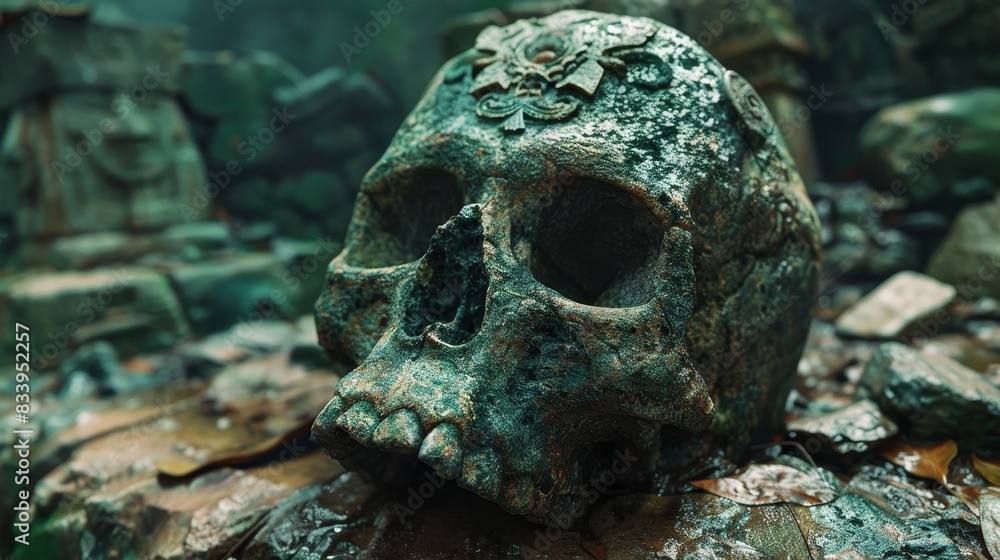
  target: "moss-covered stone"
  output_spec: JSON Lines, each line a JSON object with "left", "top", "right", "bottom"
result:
{"left": 311, "top": 10, "right": 821, "bottom": 525}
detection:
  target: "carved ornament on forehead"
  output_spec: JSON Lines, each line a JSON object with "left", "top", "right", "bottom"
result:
{"left": 448, "top": 15, "right": 669, "bottom": 134}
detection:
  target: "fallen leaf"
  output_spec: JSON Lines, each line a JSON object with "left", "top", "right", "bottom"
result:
{"left": 156, "top": 418, "right": 312, "bottom": 478}
{"left": 880, "top": 440, "right": 958, "bottom": 485}
{"left": 982, "top": 488, "right": 1000, "bottom": 560}
{"left": 880, "top": 440, "right": 985, "bottom": 514}
{"left": 690, "top": 460, "right": 841, "bottom": 507}
{"left": 974, "top": 455, "right": 1000, "bottom": 487}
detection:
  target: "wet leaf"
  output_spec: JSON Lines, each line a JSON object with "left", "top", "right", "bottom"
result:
{"left": 880, "top": 440, "right": 984, "bottom": 514}
{"left": 974, "top": 455, "right": 1000, "bottom": 487}
{"left": 156, "top": 418, "right": 312, "bottom": 477}
{"left": 690, "top": 461, "right": 841, "bottom": 506}
{"left": 983, "top": 488, "right": 1000, "bottom": 560}
{"left": 880, "top": 440, "right": 958, "bottom": 485}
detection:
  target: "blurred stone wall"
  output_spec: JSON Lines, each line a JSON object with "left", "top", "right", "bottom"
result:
{"left": 65, "top": 0, "right": 519, "bottom": 246}
{"left": 796, "top": 0, "right": 1000, "bottom": 180}
{"left": 97, "top": 0, "right": 510, "bottom": 108}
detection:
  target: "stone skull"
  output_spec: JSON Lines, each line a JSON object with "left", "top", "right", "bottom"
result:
{"left": 312, "top": 10, "right": 820, "bottom": 524}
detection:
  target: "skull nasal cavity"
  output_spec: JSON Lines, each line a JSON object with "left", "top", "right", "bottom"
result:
{"left": 344, "top": 169, "right": 465, "bottom": 269}
{"left": 402, "top": 206, "right": 488, "bottom": 345}
{"left": 522, "top": 179, "right": 664, "bottom": 308}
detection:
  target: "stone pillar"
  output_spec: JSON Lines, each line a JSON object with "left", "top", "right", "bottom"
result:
{"left": 684, "top": 0, "right": 820, "bottom": 180}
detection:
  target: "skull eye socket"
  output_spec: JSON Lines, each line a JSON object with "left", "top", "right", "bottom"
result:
{"left": 520, "top": 178, "right": 665, "bottom": 308}
{"left": 344, "top": 169, "right": 465, "bottom": 268}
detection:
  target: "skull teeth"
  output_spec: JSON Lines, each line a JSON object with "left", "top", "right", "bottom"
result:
{"left": 373, "top": 409, "right": 424, "bottom": 454}
{"left": 311, "top": 396, "right": 363, "bottom": 458}
{"left": 334, "top": 401, "right": 380, "bottom": 446}
{"left": 335, "top": 373, "right": 363, "bottom": 400}
{"left": 502, "top": 476, "right": 536, "bottom": 515}
{"left": 459, "top": 448, "right": 501, "bottom": 502}
{"left": 314, "top": 396, "right": 344, "bottom": 429}
{"left": 319, "top": 399, "right": 543, "bottom": 518}
{"left": 418, "top": 423, "right": 464, "bottom": 480}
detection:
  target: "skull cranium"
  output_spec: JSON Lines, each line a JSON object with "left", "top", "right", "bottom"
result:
{"left": 312, "top": 10, "right": 820, "bottom": 524}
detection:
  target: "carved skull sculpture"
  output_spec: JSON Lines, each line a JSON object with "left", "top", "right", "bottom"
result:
{"left": 313, "top": 10, "right": 820, "bottom": 524}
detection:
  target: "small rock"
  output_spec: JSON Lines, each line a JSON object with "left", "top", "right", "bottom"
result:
{"left": 224, "top": 320, "right": 299, "bottom": 353}
{"left": 589, "top": 493, "right": 810, "bottom": 559}
{"left": 58, "top": 341, "right": 135, "bottom": 396}
{"left": 835, "top": 271, "right": 956, "bottom": 340}
{"left": 847, "top": 462, "right": 979, "bottom": 526}
{"left": 868, "top": 230, "right": 922, "bottom": 279}
{"left": 794, "top": 493, "right": 966, "bottom": 559}
{"left": 787, "top": 399, "right": 898, "bottom": 456}
{"left": 927, "top": 196, "right": 1000, "bottom": 300}
{"left": 966, "top": 320, "right": 1000, "bottom": 350}
{"left": 859, "top": 342, "right": 1000, "bottom": 453}
{"left": 59, "top": 370, "right": 100, "bottom": 400}
{"left": 860, "top": 88, "right": 1000, "bottom": 211}
{"left": 969, "top": 297, "right": 1000, "bottom": 319}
